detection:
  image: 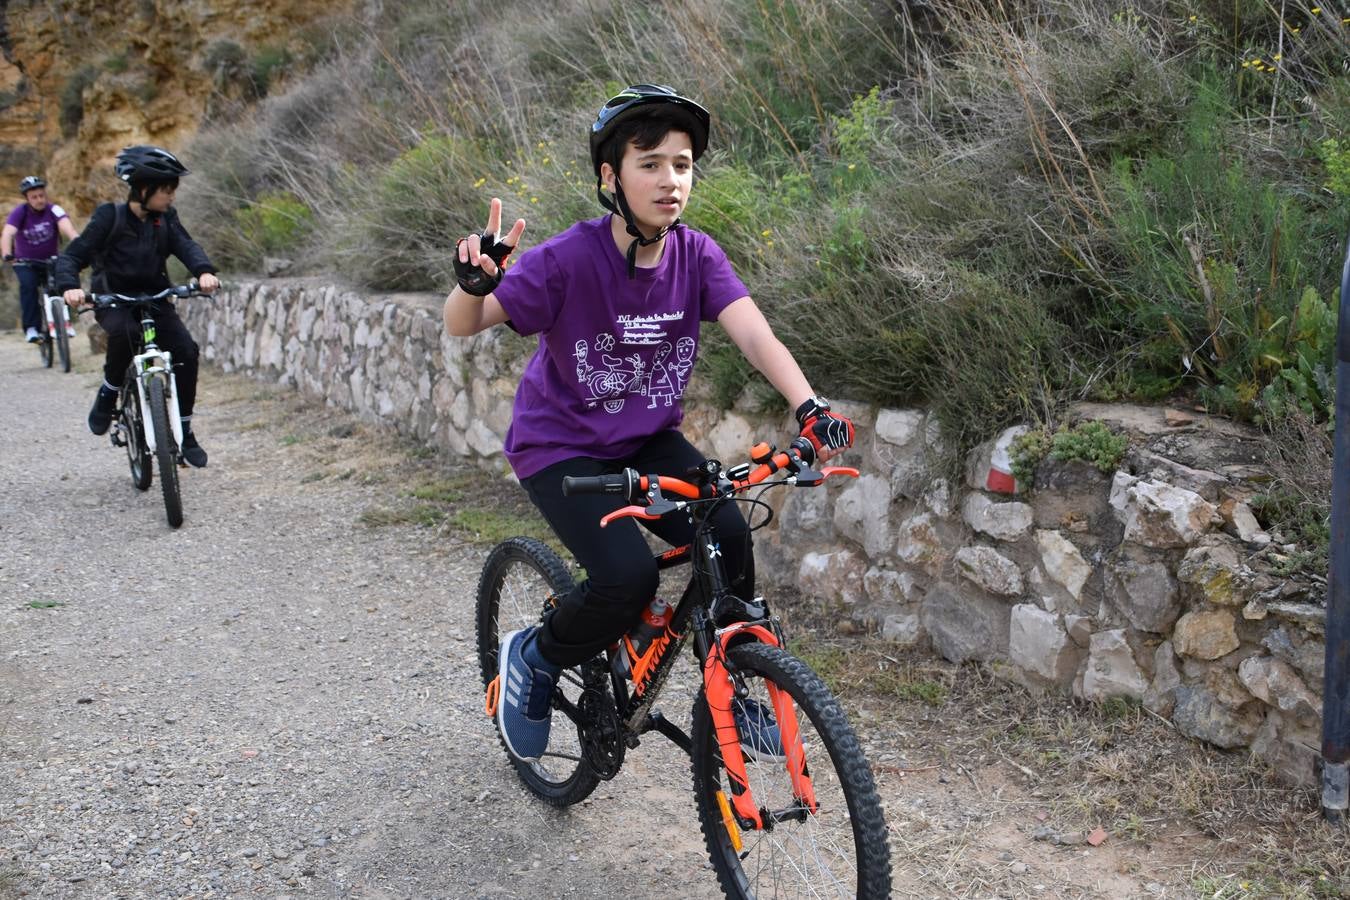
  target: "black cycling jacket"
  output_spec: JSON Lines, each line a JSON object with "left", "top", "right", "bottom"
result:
{"left": 53, "top": 202, "right": 215, "bottom": 295}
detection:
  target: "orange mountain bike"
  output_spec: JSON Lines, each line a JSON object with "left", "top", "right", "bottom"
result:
{"left": 477, "top": 437, "right": 892, "bottom": 898}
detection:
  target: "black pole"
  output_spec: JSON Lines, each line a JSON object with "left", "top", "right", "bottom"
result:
{"left": 1323, "top": 232, "right": 1350, "bottom": 824}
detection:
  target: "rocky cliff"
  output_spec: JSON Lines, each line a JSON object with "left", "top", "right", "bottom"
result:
{"left": 0, "top": 0, "right": 352, "bottom": 217}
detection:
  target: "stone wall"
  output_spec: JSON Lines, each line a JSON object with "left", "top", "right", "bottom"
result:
{"left": 183, "top": 279, "right": 1329, "bottom": 784}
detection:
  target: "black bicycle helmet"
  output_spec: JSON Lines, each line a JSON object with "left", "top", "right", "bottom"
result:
{"left": 18, "top": 176, "right": 45, "bottom": 194}
{"left": 589, "top": 84, "right": 711, "bottom": 278}
{"left": 115, "top": 145, "right": 190, "bottom": 183}
{"left": 589, "top": 84, "right": 709, "bottom": 176}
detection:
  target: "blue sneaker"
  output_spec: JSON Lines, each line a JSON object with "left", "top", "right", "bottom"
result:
{"left": 734, "top": 697, "right": 785, "bottom": 763}
{"left": 496, "top": 627, "right": 559, "bottom": 762}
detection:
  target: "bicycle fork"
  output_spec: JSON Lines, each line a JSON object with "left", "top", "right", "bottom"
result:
{"left": 702, "top": 622, "right": 818, "bottom": 833}
{"left": 131, "top": 349, "right": 183, "bottom": 453}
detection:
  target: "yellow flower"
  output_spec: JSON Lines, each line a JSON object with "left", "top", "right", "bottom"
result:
{"left": 537, "top": 141, "right": 546, "bottom": 148}
{"left": 1292, "top": 26, "right": 1301, "bottom": 32}
{"left": 1273, "top": 54, "right": 1281, "bottom": 60}
{"left": 765, "top": 240, "right": 774, "bottom": 247}
{"left": 761, "top": 229, "right": 772, "bottom": 237}
{"left": 541, "top": 157, "right": 550, "bottom": 164}
{"left": 530, "top": 197, "right": 539, "bottom": 204}
{"left": 847, "top": 163, "right": 856, "bottom": 170}
{"left": 1310, "top": 6, "right": 1320, "bottom": 12}
{"left": 507, "top": 176, "right": 517, "bottom": 185}
{"left": 565, "top": 171, "right": 573, "bottom": 177}
{"left": 1242, "top": 60, "right": 1251, "bottom": 67}
{"left": 1188, "top": 14, "right": 1197, "bottom": 21}
{"left": 473, "top": 177, "right": 486, "bottom": 188}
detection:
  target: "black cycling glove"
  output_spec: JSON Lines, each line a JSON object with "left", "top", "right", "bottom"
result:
{"left": 453, "top": 231, "right": 516, "bottom": 297}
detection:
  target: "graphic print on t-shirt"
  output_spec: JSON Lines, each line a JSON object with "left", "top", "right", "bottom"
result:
{"left": 577, "top": 314, "right": 695, "bottom": 414}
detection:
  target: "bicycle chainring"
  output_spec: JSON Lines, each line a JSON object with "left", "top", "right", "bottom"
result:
{"left": 575, "top": 663, "right": 624, "bottom": 779}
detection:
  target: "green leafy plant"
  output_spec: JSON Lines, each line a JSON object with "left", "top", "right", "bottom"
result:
{"left": 1318, "top": 139, "right": 1350, "bottom": 198}
{"left": 234, "top": 191, "right": 315, "bottom": 256}
{"left": 1010, "top": 421, "right": 1128, "bottom": 485}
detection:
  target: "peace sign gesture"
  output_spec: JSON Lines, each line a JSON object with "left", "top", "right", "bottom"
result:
{"left": 454, "top": 197, "right": 526, "bottom": 297}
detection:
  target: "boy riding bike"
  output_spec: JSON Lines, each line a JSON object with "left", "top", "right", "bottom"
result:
{"left": 54, "top": 146, "right": 220, "bottom": 468}
{"left": 444, "top": 84, "right": 855, "bottom": 763}
{"left": 2, "top": 176, "right": 79, "bottom": 343}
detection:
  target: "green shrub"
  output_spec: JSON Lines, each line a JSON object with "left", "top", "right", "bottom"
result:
{"left": 1010, "top": 421, "right": 1129, "bottom": 486}
{"left": 1317, "top": 139, "right": 1350, "bottom": 198}
{"left": 234, "top": 191, "right": 315, "bottom": 256}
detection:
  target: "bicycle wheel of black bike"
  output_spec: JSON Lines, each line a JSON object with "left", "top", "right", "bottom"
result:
{"left": 148, "top": 376, "right": 183, "bottom": 528}
{"left": 691, "top": 641, "right": 892, "bottom": 900}
{"left": 121, "top": 375, "right": 152, "bottom": 491}
{"left": 475, "top": 536, "right": 602, "bottom": 806}
{"left": 54, "top": 303, "right": 70, "bottom": 373}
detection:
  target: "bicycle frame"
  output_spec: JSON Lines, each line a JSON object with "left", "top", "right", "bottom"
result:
{"left": 88, "top": 284, "right": 200, "bottom": 454}
{"left": 130, "top": 335, "right": 182, "bottom": 454}
{"left": 570, "top": 444, "right": 855, "bottom": 831}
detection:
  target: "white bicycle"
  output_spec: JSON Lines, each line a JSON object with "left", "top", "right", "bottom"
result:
{"left": 82, "top": 282, "right": 205, "bottom": 528}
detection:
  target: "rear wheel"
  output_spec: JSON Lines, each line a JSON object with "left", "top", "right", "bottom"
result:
{"left": 148, "top": 376, "right": 183, "bottom": 528}
{"left": 121, "top": 374, "right": 152, "bottom": 491}
{"left": 475, "top": 536, "right": 602, "bottom": 806}
{"left": 53, "top": 302, "right": 70, "bottom": 372}
{"left": 691, "top": 641, "right": 892, "bottom": 899}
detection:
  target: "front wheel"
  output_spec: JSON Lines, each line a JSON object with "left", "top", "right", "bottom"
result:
{"left": 691, "top": 641, "right": 892, "bottom": 899}
{"left": 148, "top": 376, "right": 183, "bottom": 528}
{"left": 475, "top": 536, "right": 602, "bottom": 806}
{"left": 121, "top": 374, "right": 152, "bottom": 491}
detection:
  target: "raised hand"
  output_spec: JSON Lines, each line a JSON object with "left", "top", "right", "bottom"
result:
{"left": 455, "top": 197, "right": 526, "bottom": 297}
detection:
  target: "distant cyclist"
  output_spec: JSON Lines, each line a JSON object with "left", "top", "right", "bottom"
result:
{"left": 2, "top": 176, "right": 79, "bottom": 343}
{"left": 54, "top": 146, "right": 220, "bottom": 468}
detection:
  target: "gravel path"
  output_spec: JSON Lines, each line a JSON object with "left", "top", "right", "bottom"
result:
{"left": 0, "top": 330, "right": 1265, "bottom": 899}
{"left": 0, "top": 333, "right": 720, "bottom": 898}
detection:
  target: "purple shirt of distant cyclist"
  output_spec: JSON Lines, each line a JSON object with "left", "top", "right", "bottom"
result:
{"left": 5, "top": 202, "right": 69, "bottom": 259}
{"left": 492, "top": 215, "right": 748, "bottom": 479}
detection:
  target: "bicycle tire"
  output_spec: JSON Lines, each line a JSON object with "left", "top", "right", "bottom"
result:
{"left": 475, "top": 536, "right": 601, "bottom": 806}
{"left": 54, "top": 304, "right": 70, "bottom": 372}
{"left": 148, "top": 376, "right": 183, "bottom": 528}
{"left": 121, "top": 374, "right": 152, "bottom": 492}
{"left": 691, "top": 641, "right": 892, "bottom": 899}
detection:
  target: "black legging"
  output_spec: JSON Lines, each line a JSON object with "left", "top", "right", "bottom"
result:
{"left": 522, "top": 429, "right": 755, "bottom": 667}
{"left": 95, "top": 301, "right": 200, "bottom": 418}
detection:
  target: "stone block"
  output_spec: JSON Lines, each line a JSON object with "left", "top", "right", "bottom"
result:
{"left": 1009, "top": 605, "right": 1077, "bottom": 684}
{"left": 895, "top": 513, "right": 948, "bottom": 577}
{"left": 920, "top": 582, "right": 1009, "bottom": 663}
{"left": 1118, "top": 479, "right": 1215, "bottom": 548}
{"left": 954, "top": 546, "right": 1024, "bottom": 597}
{"left": 1103, "top": 546, "right": 1180, "bottom": 633}
{"left": 1173, "top": 609, "right": 1239, "bottom": 661}
{"left": 961, "top": 492, "right": 1033, "bottom": 542}
{"left": 799, "top": 549, "right": 868, "bottom": 607}
{"left": 1171, "top": 685, "right": 1262, "bottom": 749}
{"left": 1034, "top": 530, "right": 1091, "bottom": 601}
{"left": 834, "top": 475, "right": 893, "bottom": 558}
{"left": 1078, "top": 629, "right": 1147, "bottom": 701}
{"left": 863, "top": 566, "right": 922, "bottom": 606}
{"left": 1238, "top": 655, "right": 1320, "bottom": 720}
{"left": 1177, "top": 537, "right": 1256, "bottom": 608}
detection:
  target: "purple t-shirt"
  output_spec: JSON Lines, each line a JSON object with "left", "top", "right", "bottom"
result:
{"left": 6, "top": 203, "right": 68, "bottom": 259}
{"left": 493, "top": 216, "right": 749, "bottom": 479}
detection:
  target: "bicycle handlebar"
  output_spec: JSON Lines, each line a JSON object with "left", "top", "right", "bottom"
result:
{"left": 84, "top": 281, "right": 204, "bottom": 309}
{"left": 568, "top": 436, "right": 859, "bottom": 527}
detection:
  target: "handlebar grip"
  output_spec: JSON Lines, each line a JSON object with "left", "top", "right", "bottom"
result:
{"left": 562, "top": 472, "right": 635, "bottom": 497}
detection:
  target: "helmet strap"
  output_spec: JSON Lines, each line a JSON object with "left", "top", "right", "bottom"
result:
{"left": 595, "top": 177, "right": 676, "bottom": 278}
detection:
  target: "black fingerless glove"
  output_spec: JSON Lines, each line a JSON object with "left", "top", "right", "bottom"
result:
{"left": 453, "top": 231, "right": 516, "bottom": 297}
{"left": 795, "top": 396, "right": 855, "bottom": 455}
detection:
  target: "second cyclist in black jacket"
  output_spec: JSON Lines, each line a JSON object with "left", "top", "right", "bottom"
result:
{"left": 54, "top": 146, "right": 220, "bottom": 468}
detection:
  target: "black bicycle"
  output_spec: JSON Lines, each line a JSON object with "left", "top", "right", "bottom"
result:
{"left": 80, "top": 282, "right": 206, "bottom": 528}
{"left": 15, "top": 257, "right": 70, "bottom": 372}
{"left": 478, "top": 437, "right": 892, "bottom": 899}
